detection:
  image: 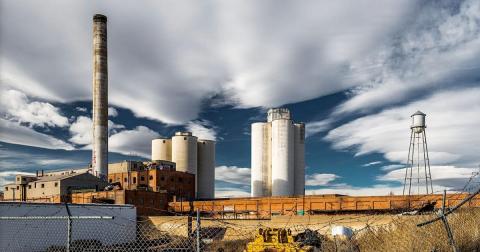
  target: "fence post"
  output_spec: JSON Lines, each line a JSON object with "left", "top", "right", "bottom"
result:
{"left": 196, "top": 209, "right": 201, "bottom": 252}
{"left": 65, "top": 203, "right": 72, "bottom": 252}
{"left": 441, "top": 190, "right": 458, "bottom": 252}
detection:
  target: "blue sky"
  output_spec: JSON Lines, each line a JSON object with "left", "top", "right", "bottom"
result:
{"left": 1, "top": 0, "right": 480, "bottom": 197}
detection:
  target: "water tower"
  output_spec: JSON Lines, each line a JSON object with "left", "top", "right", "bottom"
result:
{"left": 403, "top": 111, "right": 433, "bottom": 196}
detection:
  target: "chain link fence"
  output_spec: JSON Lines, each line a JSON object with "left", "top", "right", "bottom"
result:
{"left": 1, "top": 207, "right": 480, "bottom": 251}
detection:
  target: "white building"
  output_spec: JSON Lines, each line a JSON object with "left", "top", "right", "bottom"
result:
{"left": 251, "top": 108, "right": 305, "bottom": 197}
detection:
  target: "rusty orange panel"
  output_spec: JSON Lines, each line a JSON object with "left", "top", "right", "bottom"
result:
{"left": 246, "top": 204, "right": 258, "bottom": 211}
{"left": 282, "top": 203, "right": 296, "bottom": 212}
{"left": 340, "top": 201, "right": 356, "bottom": 210}
{"left": 270, "top": 203, "right": 283, "bottom": 212}
{"left": 373, "top": 201, "right": 390, "bottom": 209}
{"left": 325, "top": 202, "right": 340, "bottom": 210}
{"left": 234, "top": 204, "right": 247, "bottom": 211}
{"left": 356, "top": 201, "right": 373, "bottom": 210}
{"left": 310, "top": 202, "right": 326, "bottom": 210}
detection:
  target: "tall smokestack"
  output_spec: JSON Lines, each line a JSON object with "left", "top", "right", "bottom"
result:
{"left": 92, "top": 14, "right": 108, "bottom": 180}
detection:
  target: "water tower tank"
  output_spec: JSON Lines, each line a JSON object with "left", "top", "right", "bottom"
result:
{"left": 172, "top": 132, "right": 198, "bottom": 174}
{"left": 271, "top": 119, "right": 294, "bottom": 196}
{"left": 411, "top": 111, "right": 426, "bottom": 133}
{"left": 151, "top": 139, "right": 172, "bottom": 161}
{"left": 197, "top": 139, "right": 215, "bottom": 199}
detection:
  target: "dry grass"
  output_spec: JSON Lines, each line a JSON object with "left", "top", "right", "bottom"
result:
{"left": 142, "top": 209, "right": 480, "bottom": 251}
{"left": 346, "top": 208, "right": 480, "bottom": 252}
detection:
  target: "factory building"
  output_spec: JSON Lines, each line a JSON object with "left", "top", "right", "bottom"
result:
{"left": 251, "top": 108, "right": 305, "bottom": 197}
{"left": 151, "top": 132, "right": 215, "bottom": 199}
{"left": 3, "top": 172, "right": 107, "bottom": 202}
{"left": 107, "top": 160, "right": 195, "bottom": 201}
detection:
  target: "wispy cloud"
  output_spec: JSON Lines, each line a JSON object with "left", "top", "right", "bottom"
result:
{"left": 0, "top": 87, "right": 68, "bottom": 127}
{"left": 0, "top": 118, "right": 74, "bottom": 150}
{"left": 362, "top": 161, "right": 382, "bottom": 167}
{"left": 185, "top": 120, "right": 217, "bottom": 141}
{"left": 325, "top": 87, "right": 480, "bottom": 168}
{"left": 305, "top": 173, "right": 340, "bottom": 186}
{"left": 215, "top": 166, "right": 250, "bottom": 186}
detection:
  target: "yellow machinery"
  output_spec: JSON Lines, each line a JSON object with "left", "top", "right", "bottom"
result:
{"left": 245, "top": 228, "right": 313, "bottom": 252}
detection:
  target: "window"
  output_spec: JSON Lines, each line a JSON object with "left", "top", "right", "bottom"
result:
{"left": 133, "top": 177, "right": 137, "bottom": 184}
{"left": 140, "top": 176, "right": 145, "bottom": 181}
{"left": 149, "top": 176, "right": 153, "bottom": 180}
{"left": 16, "top": 186, "right": 19, "bottom": 190}
{"left": 5, "top": 187, "right": 8, "bottom": 191}
{"left": 22, "top": 178, "right": 26, "bottom": 181}
{"left": 109, "top": 179, "right": 112, "bottom": 183}
{"left": 124, "top": 178, "right": 127, "bottom": 182}
{"left": 17, "top": 177, "right": 20, "bottom": 181}
{"left": 170, "top": 178, "right": 174, "bottom": 182}
{"left": 54, "top": 182, "right": 58, "bottom": 187}
{"left": 178, "top": 178, "right": 183, "bottom": 183}
{"left": 160, "top": 176, "right": 165, "bottom": 181}
{"left": 184, "top": 137, "right": 187, "bottom": 140}
{"left": 162, "top": 140, "right": 166, "bottom": 143}
{"left": 28, "top": 185, "right": 31, "bottom": 189}
{"left": 139, "top": 198, "right": 144, "bottom": 205}
{"left": 34, "top": 183, "right": 37, "bottom": 188}
{"left": 41, "top": 184, "right": 45, "bottom": 188}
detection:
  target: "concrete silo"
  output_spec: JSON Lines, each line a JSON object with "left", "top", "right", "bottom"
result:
{"left": 171, "top": 132, "right": 198, "bottom": 174}
{"left": 197, "top": 140, "right": 215, "bottom": 199}
{"left": 251, "top": 123, "right": 267, "bottom": 197}
{"left": 271, "top": 118, "right": 294, "bottom": 196}
{"left": 293, "top": 123, "right": 305, "bottom": 195}
{"left": 151, "top": 139, "right": 172, "bottom": 161}
{"left": 251, "top": 108, "right": 304, "bottom": 197}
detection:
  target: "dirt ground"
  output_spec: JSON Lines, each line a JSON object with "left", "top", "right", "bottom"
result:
{"left": 147, "top": 213, "right": 409, "bottom": 239}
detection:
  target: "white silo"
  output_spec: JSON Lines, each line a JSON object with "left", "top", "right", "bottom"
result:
{"left": 197, "top": 139, "right": 215, "bottom": 199}
{"left": 251, "top": 123, "right": 267, "bottom": 197}
{"left": 271, "top": 118, "right": 294, "bottom": 196}
{"left": 151, "top": 138, "right": 172, "bottom": 161}
{"left": 172, "top": 132, "right": 198, "bottom": 174}
{"left": 411, "top": 111, "right": 426, "bottom": 133}
{"left": 293, "top": 123, "right": 305, "bottom": 195}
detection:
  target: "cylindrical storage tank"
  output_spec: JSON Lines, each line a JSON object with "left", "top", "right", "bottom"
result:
{"left": 411, "top": 111, "right": 426, "bottom": 133}
{"left": 271, "top": 119, "right": 294, "bottom": 196}
{"left": 151, "top": 139, "right": 172, "bottom": 161}
{"left": 251, "top": 123, "right": 266, "bottom": 197}
{"left": 293, "top": 123, "right": 305, "bottom": 196}
{"left": 171, "top": 132, "right": 198, "bottom": 174}
{"left": 197, "top": 140, "right": 215, "bottom": 199}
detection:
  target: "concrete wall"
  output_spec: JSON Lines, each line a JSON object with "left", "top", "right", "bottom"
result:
{"left": 28, "top": 180, "right": 61, "bottom": 199}
{"left": 0, "top": 202, "right": 136, "bottom": 251}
